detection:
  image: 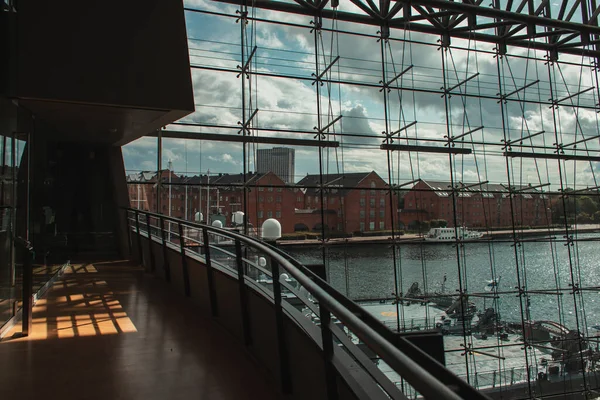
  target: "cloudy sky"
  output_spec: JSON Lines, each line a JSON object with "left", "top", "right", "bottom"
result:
{"left": 122, "top": 0, "right": 600, "bottom": 190}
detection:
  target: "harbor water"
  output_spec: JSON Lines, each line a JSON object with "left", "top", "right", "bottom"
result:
{"left": 285, "top": 233, "right": 600, "bottom": 332}
{"left": 286, "top": 233, "right": 600, "bottom": 393}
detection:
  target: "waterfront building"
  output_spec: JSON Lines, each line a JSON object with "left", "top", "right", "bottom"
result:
{"left": 128, "top": 170, "right": 296, "bottom": 230}
{"left": 295, "top": 171, "right": 396, "bottom": 233}
{"left": 128, "top": 170, "right": 397, "bottom": 235}
{"left": 400, "top": 179, "right": 552, "bottom": 229}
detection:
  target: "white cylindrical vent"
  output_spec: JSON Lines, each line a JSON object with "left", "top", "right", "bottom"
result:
{"left": 194, "top": 212, "right": 203, "bottom": 222}
{"left": 258, "top": 257, "right": 267, "bottom": 268}
{"left": 232, "top": 211, "right": 244, "bottom": 225}
{"left": 212, "top": 220, "right": 223, "bottom": 228}
{"left": 261, "top": 218, "right": 281, "bottom": 240}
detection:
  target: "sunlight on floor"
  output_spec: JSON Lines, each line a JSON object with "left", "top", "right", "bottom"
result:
{"left": 2, "top": 263, "right": 137, "bottom": 342}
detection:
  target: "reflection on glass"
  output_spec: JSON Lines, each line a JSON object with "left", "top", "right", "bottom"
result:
{"left": 0, "top": 133, "right": 26, "bottom": 328}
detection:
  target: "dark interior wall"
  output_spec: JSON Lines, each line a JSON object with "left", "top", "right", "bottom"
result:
{"left": 5, "top": 105, "right": 130, "bottom": 260}
{"left": 108, "top": 147, "right": 132, "bottom": 258}
{"left": 28, "top": 138, "right": 121, "bottom": 256}
{"left": 0, "top": 12, "right": 16, "bottom": 98}
{"left": 45, "top": 144, "right": 112, "bottom": 234}
{"left": 16, "top": 0, "right": 194, "bottom": 112}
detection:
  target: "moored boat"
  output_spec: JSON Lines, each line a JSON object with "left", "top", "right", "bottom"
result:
{"left": 425, "top": 227, "right": 484, "bottom": 242}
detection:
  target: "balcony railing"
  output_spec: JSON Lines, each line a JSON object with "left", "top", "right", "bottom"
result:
{"left": 124, "top": 207, "right": 489, "bottom": 400}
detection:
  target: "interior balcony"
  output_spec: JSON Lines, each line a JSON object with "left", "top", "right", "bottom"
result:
{"left": 1, "top": 208, "right": 488, "bottom": 400}
{"left": 0, "top": 258, "right": 277, "bottom": 400}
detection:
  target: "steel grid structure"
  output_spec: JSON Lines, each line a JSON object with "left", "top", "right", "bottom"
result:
{"left": 122, "top": 1, "right": 600, "bottom": 398}
{"left": 206, "top": 0, "right": 600, "bottom": 60}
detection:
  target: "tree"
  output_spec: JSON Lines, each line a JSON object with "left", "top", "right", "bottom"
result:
{"left": 578, "top": 196, "right": 598, "bottom": 215}
{"left": 550, "top": 194, "right": 578, "bottom": 224}
{"left": 578, "top": 212, "right": 592, "bottom": 224}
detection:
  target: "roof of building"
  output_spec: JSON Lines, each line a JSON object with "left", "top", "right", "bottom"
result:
{"left": 213, "top": 172, "right": 264, "bottom": 185}
{"left": 179, "top": 175, "right": 207, "bottom": 185}
{"left": 126, "top": 171, "right": 160, "bottom": 182}
{"left": 296, "top": 171, "right": 381, "bottom": 196}
{"left": 130, "top": 170, "right": 289, "bottom": 190}
{"left": 419, "top": 179, "right": 548, "bottom": 199}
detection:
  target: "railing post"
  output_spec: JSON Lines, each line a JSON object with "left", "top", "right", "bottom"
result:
{"left": 202, "top": 228, "right": 218, "bottom": 317}
{"left": 177, "top": 222, "right": 191, "bottom": 297}
{"left": 21, "top": 244, "right": 33, "bottom": 336}
{"left": 159, "top": 216, "right": 170, "bottom": 282}
{"left": 235, "top": 239, "right": 252, "bottom": 346}
{"left": 146, "top": 213, "right": 156, "bottom": 273}
{"left": 134, "top": 210, "right": 143, "bottom": 266}
{"left": 270, "top": 258, "right": 292, "bottom": 394}
{"left": 320, "top": 304, "right": 339, "bottom": 400}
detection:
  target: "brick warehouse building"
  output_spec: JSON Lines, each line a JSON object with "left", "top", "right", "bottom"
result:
{"left": 127, "top": 171, "right": 297, "bottom": 232}
{"left": 295, "top": 171, "right": 396, "bottom": 233}
{"left": 399, "top": 179, "right": 552, "bottom": 229}
{"left": 128, "top": 170, "right": 397, "bottom": 234}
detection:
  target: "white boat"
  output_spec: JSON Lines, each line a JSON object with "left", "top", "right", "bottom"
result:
{"left": 424, "top": 227, "right": 484, "bottom": 242}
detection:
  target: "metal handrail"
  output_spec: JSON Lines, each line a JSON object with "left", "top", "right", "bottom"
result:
{"left": 124, "top": 207, "right": 488, "bottom": 400}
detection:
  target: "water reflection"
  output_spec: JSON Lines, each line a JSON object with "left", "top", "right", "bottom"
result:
{"left": 285, "top": 233, "right": 600, "bottom": 330}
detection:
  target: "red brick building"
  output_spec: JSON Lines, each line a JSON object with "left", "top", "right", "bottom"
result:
{"left": 127, "top": 171, "right": 159, "bottom": 212}
{"left": 295, "top": 171, "right": 396, "bottom": 233}
{"left": 127, "top": 170, "right": 297, "bottom": 233}
{"left": 128, "top": 170, "right": 398, "bottom": 235}
{"left": 399, "top": 179, "right": 552, "bottom": 229}
{"left": 216, "top": 172, "right": 295, "bottom": 232}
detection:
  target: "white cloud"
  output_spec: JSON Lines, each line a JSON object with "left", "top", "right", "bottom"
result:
{"left": 208, "top": 153, "right": 241, "bottom": 166}
{"left": 121, "top": 4, "right": 600, "bottom": 191}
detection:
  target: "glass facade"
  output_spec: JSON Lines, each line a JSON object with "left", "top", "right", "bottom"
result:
{"left": 122, "top": 1, "right": 600, "bottom": 397}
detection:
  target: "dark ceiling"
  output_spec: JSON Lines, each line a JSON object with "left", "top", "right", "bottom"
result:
{"left": 19, "top": 99, "right": 188, "bottom": 145}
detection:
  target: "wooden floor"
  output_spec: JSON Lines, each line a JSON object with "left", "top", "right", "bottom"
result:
{"left": 0, "top": 260, "right": 278, "bottom": 400}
